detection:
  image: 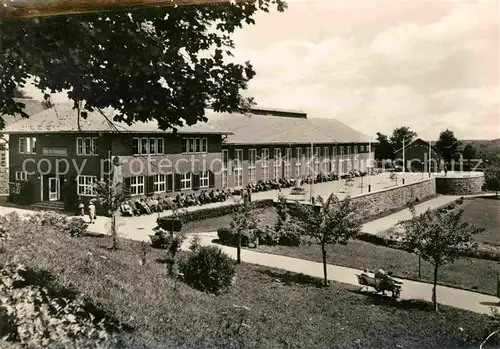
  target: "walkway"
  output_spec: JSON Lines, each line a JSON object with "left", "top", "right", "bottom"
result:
{"left": 182, "top": 232, "right": 499, "bottom": 315}
{"left": 0, "top": 196, "right": 498, "bottom": 315}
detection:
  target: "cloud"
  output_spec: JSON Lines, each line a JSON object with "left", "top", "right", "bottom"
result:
{"left": 233, "top": 0, "right": 499, "bottom": 140}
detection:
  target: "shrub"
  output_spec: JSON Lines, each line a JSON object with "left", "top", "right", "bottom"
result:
{"left": 216, "top": 227, "right": 251, "bottom": 247}
{"left": 256, "top": 226, "right": 280, "bottom": 246}
{"left": 456, "top": 197, "right": 464, "bottom": 205}
{"left": 180, "top": 245, "right": 235, "bottom": 294}
{"left": 65, "top": 217, "right": 89, "bottom": 237}
{"left": 0, "top": 262, "right": 116, "bottom": 347}
{"left": 150, "top": 228, "right": 186, "bottom": 256}
{"left": 447, "top": 203, "right": 456, "bottom": 210}
{"left": 189, "top": 234, "right": 202, "bottom": 252}
{"left": 277, "top": 218, "right": 304, "bottom": 247}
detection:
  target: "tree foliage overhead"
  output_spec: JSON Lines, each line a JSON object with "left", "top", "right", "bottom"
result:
{"left": 0, "top": 1, "right": 287, "bottom": 129}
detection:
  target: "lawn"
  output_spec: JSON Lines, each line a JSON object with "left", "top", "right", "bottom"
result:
{"left": 185, "top": 205, "right": 500, "bottom": 295}
{"left": 1, "top": 215, "right": 499, "bottom": 348}
{"left": 460, "top": 197, "right": 500, "bottom": 244}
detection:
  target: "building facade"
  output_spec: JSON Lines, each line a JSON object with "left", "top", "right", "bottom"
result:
{"left": 393, "top": 138, "right": 441, "bottom": 172}
{"left": 4, "top": 104, "right": 374, "bottom": 209}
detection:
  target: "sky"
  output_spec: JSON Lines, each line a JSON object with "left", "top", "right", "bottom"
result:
{"left": 24, "top": 0, "right": 499, "bottom": 140}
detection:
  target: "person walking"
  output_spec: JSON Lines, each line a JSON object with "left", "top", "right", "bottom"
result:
{"left": 444, "top": 164, "right": 448, "bottom": 176}
{"left": 88, "top": 200, "right": 96, "bottom": 224}
{"left": 78, "top": 198, "right": 84, "bottom": 216}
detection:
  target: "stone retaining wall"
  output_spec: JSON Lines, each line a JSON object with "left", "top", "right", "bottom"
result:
{"left": 350, "top": 178, "right": 436, "bottom": 218}
{"left": 435, "top": 173, "right": 484, "bottom": 195}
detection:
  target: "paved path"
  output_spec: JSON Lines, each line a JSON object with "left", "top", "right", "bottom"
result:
{"left": 182, "top": 232, "right": 500, "bottom": 315}
{"left": 0, "top": 196, "right": 498, "bottom": 315}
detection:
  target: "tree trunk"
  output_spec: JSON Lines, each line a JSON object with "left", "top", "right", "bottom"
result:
{"left": 432, "top": 265, "right": 438, "bottom": 312}
{"left": 237, "top": 232, "right": 241, "bottom": 264}
{"left": 321, "top": 242, "right": 328, "bottom": 287}
{"left": 111, "top": 211, "right": 118, "bottom": 250}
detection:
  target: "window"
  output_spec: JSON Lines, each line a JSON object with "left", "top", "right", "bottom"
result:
{"left": 262, "top": 167, "right": 269, "bottom": 182}
{"left": 77, "top": 175, "right": 97, "bottom": 196}
{"left": 347, "top": 146, "right": 351, "bottom": 157}
{"left": 199, "top": 170, "right": 209, "bottom": 188}
{"left": 222, "top": 149, "right": 229, "bottom": 169}
{"left": 77, "top": 137, "right": 98, "bottom": 156}
{"left": 234, "top": 149, "right": 243, "bottom": 169}
{"left": 222, "top": 170, "right": 228, "bottom": 188}
{"left": 130, "top": 176, "right": 145, "bottom": 196}
{"left": 305, "top": 147, "right": 311, "bottom": 163}
{"left": 149, "top": 138, "right": 156, "bottom": 154}
{"left": 0, "top": 151, "right": 6, "bottom": 169}
{"left": 19, "top": 137, "right": 37, "bottom": 154}
{"left": 340, "top": 146, "right": 344, "bottom": 157}
{"left": 261, "top": 149, "right": 269, "bottom": 167}
{"left": 249, "top": 168, "right": 256, "bottom": 184}
{"left": 295, "top": 148, "right": 302, "bottom": 164}
{"left": 314, "top": 147, "right": 320, "bottom": 162}
{"left": 15, "top": 171, "right": 28, "bottom": 181}
{"left": 182, "top": 137, "right": 208, "bottom": 154}
{"left": 354, "top": 145, "right": 358, "bottom": 155}
{"left": 153, "top": 174, "right": 166, "bottom": 193}
{"left": 132, "top": 137, "right": 164, "bottom": 155}
{"left": 323, "top": 147, "right": 330, "bottom": 174}
{"left": 274, "top": 148, "right": 282, "bottom": 180}
{"left": 285, "top": 148, "right": 292, "bottom": 164}
{"left": 141, "top": 138, "right": 149, "bottom": 154}
{"left": 249, "top": 149, "right": 256, "bottom": 168}
{"left": 180, "top": 172, "right": 192, "bottom": 190}
{"left": 157, "top": 138, "right": 164, "bottom": 154}
{"left": 332, "top": 146, "right": 337, "bottom": 158}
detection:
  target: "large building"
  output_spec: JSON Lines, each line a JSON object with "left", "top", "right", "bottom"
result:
{"left": 3, "top": 104, "right": 373, "bottom": 210}
{"left": 0, "top": 98, "right": 45, "bottom": 195}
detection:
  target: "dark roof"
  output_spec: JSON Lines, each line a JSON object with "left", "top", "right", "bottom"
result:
{"left": 3, "top": 103, "right": 234, "bottom": 135}
{"left": 3, "top": 103, "right": 372, "bottom": 144}
{"left": 393, "top": 138, "right": 437, "bottom": 154}
{"left": 1, "top": 98, "right": 45, "bottom": 128}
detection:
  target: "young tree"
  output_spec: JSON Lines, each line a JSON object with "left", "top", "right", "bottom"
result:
{"left": 435, "top": 129, "right": 461, "bottom": 164}
{"left": 94, "top": 179, "right": 129, "bottom": 250}
{"left": 399, "top": 205, "right": 484, "bottom": 311}
{"left": 390, "top": 126, "right": 417, "bottom": 152}
{"left": 291, "top": 194, "right": 363, "bottom": 286}
{"left": 229, "top": 198, "right": 259, "bottom": 264}
{"left": 1, "top": 2, "right": 286, "bottom": 128}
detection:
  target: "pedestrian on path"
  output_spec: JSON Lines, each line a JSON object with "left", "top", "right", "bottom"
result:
{"left": 88, "top": 200, "right": 96, "bottom": 224}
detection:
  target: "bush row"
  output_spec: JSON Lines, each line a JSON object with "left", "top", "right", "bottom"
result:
{"left": 158, "top": 199, "right": 275, "bottom": 225}
{"left": 216, "top": 219, "right": 303, "bottom": 248}
{"left": 26, "top": 211, "right": 89, "bottom": 237}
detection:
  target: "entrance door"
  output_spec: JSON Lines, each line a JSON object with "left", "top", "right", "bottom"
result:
{"left": 48, "top": 177, "right": 60, "bottom": 201}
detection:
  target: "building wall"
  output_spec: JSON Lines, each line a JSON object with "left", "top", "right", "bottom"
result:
{"left": 394, "top": 140, "right": 441, "bottom": 172}
{"left": 8, "top": 133, "right": 224, "bottom": 205}
{"left": 222, "top": 142, "right": 371, "bottom": 189}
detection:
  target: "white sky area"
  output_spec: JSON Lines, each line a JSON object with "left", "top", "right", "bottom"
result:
{"left": 23, "top": 0, "right": 499, "bottom": 140}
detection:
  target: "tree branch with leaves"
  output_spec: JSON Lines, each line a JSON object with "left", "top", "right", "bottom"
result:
{"left": 291, "top": 194, "right": 363, "bottom": 286}
{"left": 399, "top": 204, "right": 484, "bottom": 311}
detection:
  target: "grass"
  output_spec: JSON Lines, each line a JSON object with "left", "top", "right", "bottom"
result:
{"left": 2, "top": 217, "right": 500, "bottom": 348}
{"left": 186, "top": 204, "right": 500, "bottom": 295}
{"left": 460, "top": 197, "right": 500, "bottom": 244}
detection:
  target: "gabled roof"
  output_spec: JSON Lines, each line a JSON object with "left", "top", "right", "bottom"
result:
{"left": 203, "top": 110, "right": 373, "bottom": 144}
{"left": 1, "top": 98, "right": 45, "bottom": 129}
{"left": 3, "top": 103, "right": 372, "bottom": 144}
{"left": 393, "top": 138, "right": 437, "bottom": 154}
{"left": 3, "top": 103, "right": 233, "bottom": 135}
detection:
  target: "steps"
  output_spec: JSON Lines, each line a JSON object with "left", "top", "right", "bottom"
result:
{"left": 31, "top": 201, "right": 67, "bottom": 213}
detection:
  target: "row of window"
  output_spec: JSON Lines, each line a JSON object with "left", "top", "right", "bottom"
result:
{"left": 19, "top": 136, "right": 208, "bottom": 156}
{"left": 223, "top": 157, "right": 364, "bottom": 188}
{"left": 223, "top": 144, "right": 371, "bottom": 168}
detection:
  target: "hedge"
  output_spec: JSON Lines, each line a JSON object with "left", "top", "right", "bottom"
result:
{"left": 157, "top": 199, "right": 275, "bottom": 225}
